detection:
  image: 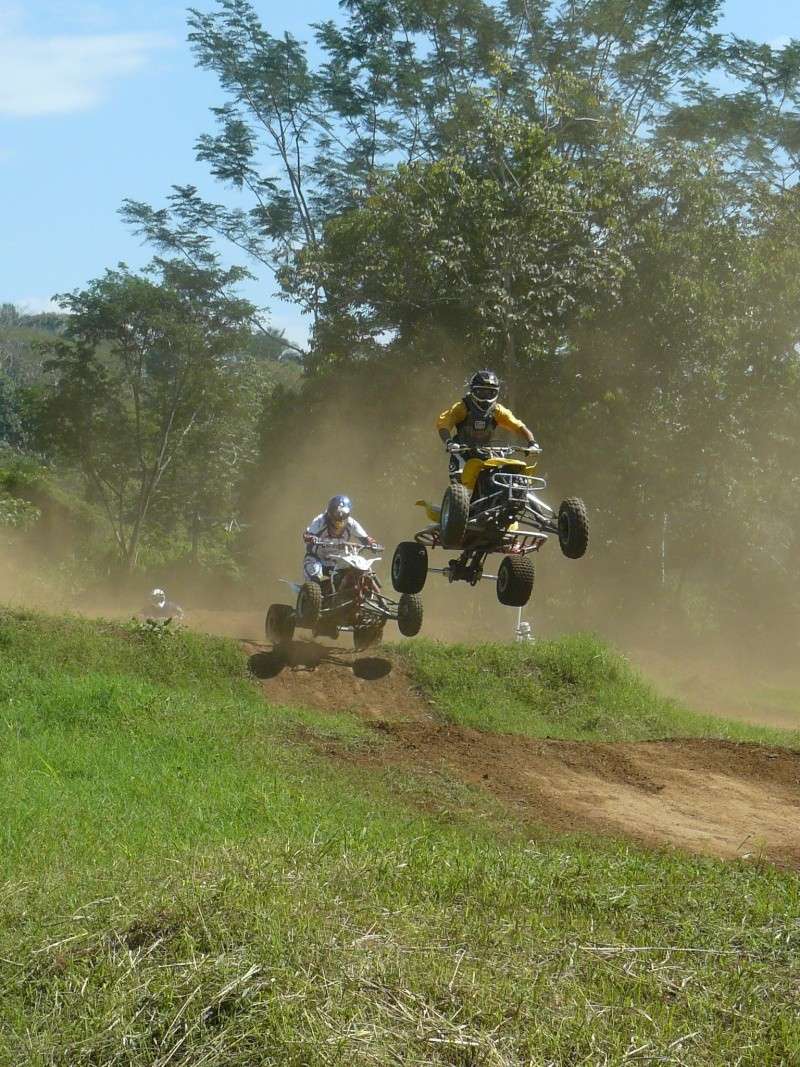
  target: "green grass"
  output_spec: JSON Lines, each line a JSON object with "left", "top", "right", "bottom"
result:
{"left": 0, "top": 610, "right": 374, "bottom": 878}
{"left": 0, "top": 609, "right": 245, "bottom": 689}
{"left": 1, "top": 610, "right": 799, "bottom": 1065}
{"left": 400, "top": 634, "right": 800, "bottom": 746}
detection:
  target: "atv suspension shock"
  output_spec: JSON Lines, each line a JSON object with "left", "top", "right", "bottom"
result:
{"left": 445, "top": 550, "right": 488, "bottom": 586}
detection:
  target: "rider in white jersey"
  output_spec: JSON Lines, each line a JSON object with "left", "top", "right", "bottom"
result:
{"left": 302, "top": 495, "right": 376, "bottom": 583}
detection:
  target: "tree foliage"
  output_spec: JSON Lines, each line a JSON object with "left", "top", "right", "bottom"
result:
{"left": 122, "top": 0, "right": 800, "bottom": 297}
{"left": 289, "top": 107, "right": 632, "bottom": 372}
{"left": 40, "top": 261, "right": 257, "bottom": 569}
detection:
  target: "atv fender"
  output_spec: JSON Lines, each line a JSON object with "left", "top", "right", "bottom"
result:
{"left": 415, "top": 499, "right": 441, "bottom": 524}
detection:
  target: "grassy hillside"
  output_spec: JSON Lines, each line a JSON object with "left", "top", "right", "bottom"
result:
{"left": 1, "top": 611, "right": 799, "bottom": 1065}
{"left": 400, "top": 634, "right": 800, "bottom": 746}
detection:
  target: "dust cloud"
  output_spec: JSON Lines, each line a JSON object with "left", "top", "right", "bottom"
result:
{"left": 0, "top": 540, "right": 70, "bottom": 612}
{"left": 237, "top": 340, "right": 800, "bottom": 726}
{"left": 2, "top": 336, "right": 799, "bottom": 730}
{"left": 241, "top": 354, "right": 528, "bottom": 643}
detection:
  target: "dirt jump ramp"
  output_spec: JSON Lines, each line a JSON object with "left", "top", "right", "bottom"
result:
{"left": 247, "top": 641, "right": 800, "bottom": 868}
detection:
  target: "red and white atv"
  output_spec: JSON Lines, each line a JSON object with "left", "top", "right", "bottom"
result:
{"left": 266, "top": 538, "right": 423, "bottom": 651}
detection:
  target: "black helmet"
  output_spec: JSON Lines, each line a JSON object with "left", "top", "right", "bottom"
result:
{"left": 467, "top": 369, "right": 501, "bottom": 413}
{"left": 326, "top": 495, "right": 352, "bottom": 525}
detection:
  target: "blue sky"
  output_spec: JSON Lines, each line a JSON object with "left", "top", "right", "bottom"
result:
{"left": 1, "top": 0, "right": 797, "bottom": 345}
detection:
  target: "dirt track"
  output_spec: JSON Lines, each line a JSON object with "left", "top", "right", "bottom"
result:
{"left": 246, "top": 641, "right": 800, "bottom": 867}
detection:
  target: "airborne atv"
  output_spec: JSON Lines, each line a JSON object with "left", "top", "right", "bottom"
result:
{"left": 390, "top": 444, "right": 587, "bottom": 608}
{"left": 266, "top": 538, "right": 423, "bottom": 651}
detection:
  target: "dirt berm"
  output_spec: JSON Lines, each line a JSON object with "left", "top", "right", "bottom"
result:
{"left": 246, "top": 640, "right": 800, "bottom": 868}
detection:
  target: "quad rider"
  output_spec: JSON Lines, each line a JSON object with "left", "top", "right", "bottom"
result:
{"left": 303, "top": 495, "right": 378, "bottom": 589}
{"left": 139, "top": 587, "right": 184, "bottom": 623}
{"left": 437, "top": 369, "right": 537, "bottom": 484}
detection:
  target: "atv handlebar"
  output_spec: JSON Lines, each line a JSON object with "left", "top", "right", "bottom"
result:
{"left": 448, "top": 444, "right": 541, "bottom": 457}
{"left": 304, "top": 536, "right": 383, "bottom": 552}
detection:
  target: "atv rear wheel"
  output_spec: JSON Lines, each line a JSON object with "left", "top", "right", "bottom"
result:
{"left": 296, "top": 581, "right": 323, "bottom": 627}
{"left": 391, "top": 541, "right": 428, "bottom": 593}
{"left": 397, "top": 593, "right": 423, "bottom": 637}
{"left": 440, "top": 483, "right": 471, "bottom": 549}
{"left": 558, "top": 497, "right": 589, "bottom": 559}
{"left": 353, "top": 623, "right": 384, "bottom": 651}
{"left": 496, "top": 555, "right": 534, "bottom": 607}
{"left": 266, "top": 603, "right": 295, "bottom": 645}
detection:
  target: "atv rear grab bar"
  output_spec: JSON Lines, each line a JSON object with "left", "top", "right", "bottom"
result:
{"left": 414, "top": 527, "right": 547, "bottom": 553}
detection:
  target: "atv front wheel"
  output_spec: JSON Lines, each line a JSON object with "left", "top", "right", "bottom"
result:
{"left": 440, "top": 483, "right": 471, "bottom": 548}
{"left": 353, "top": 623, "right": 384, "bottom": 651}
{"left": 391, "top": 541, "right": 428, "bottom": 593}
{"left": 296, "top": 581, "right": 323, "bottom": 627}
{"left": 558, "top": 497, "right": 589, "bottom": 559}
{"left": 496, "top": 556, "right": 534, "bottom": 607}
{"left": 266, "top": 603, "right": 295, "bottom": 645}
{"left": 397, "top": 593, "right": 423, "bottom": 637}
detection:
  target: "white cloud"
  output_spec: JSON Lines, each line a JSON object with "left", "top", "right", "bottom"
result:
{"left": 0, "top": 28, "right": 172, "bottom": 117}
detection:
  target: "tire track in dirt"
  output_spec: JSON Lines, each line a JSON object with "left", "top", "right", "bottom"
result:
{"left": 247, "top": 641, "right": 800, "bottom": 867}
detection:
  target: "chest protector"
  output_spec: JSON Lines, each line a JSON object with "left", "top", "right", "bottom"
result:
{"left": 454, "top": 395, "right": 498, "bottom": 447}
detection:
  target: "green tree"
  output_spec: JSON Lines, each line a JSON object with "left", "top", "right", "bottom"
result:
{"left": 121, "top": 0, "right": 796, "bottom": 293}
{"left": 289, "top": 107, "right": 630, "bottom": 377}
{"left": 40, "top": 260, "right": 256, "bottom": 569}
{"left": 145, "top": 338, "right": 292, "bottom": 570}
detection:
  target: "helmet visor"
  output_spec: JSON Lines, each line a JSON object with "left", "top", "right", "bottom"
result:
{"left": 472, "top": 385, "right": 498, "bottom": 402}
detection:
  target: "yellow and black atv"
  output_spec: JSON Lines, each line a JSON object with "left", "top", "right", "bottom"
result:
{"left": 390, "top": 445, "right": 587, "bottom": 608}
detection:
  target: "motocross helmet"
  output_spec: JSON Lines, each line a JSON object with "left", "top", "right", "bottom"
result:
{"left": 151, "top": 587, "right": 166, "bottom": 607}
{"left": 326, "top": 495, "right": 352, "bottom": 533}
{"left": 467, "top": 369, "right": 501, "bottom": 414}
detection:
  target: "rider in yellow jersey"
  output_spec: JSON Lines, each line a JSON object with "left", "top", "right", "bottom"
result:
{"left": 437, "top": 369, "right": 537, "bottom": 482}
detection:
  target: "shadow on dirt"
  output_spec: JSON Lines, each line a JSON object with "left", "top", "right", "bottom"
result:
{"left": 248, "top": 649, "right": 289, "bottom": 679}
{"left": 248, "top": 640, "right": 393, "bottom": 682}
{"left": 352, "top": 656, "right": 393, "bottom": 680}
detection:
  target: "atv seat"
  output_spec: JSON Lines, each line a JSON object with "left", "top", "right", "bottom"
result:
{"left": 415, "top": 499, "right": 441, "bottom": 524}
{"left": 415, "top": 498, "right": 524, "bottom": 534}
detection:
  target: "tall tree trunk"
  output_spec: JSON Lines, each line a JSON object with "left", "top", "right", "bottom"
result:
{"left": 190, "top": 510, "right": 200, "bottom": 567}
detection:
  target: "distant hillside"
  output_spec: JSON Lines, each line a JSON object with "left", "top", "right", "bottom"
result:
{"left": 0, "top": 304, "right": 68, "bottom": 387}
{"left": 0, "top": 301, "right": 302, "bottom": 451}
